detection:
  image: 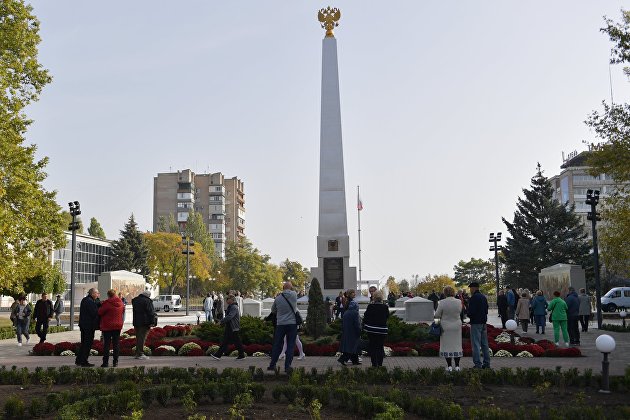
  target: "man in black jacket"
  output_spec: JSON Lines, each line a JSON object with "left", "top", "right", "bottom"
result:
{"left": 497, "top": 290, "right": 508, "bottom": 329}
{"left": 34, "top": 292, "right": 54, "bottom": 343}
{"left": 467, "top": 282, "right": 490, "bottom": 369}
{"left": 132, "top": 290, "right": 156, "bottom": 360}
{"left": 76, "top": 288, "right": 100, "bottom": 367}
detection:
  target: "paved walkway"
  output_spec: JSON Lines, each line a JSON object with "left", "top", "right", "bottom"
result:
{"left": 1, "top": 311, "right": 628, "bottom": 375}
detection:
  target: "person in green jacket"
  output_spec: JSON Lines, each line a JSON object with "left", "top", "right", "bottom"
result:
{"left": 547, "top": 290, "right": 569, "bottom": 346}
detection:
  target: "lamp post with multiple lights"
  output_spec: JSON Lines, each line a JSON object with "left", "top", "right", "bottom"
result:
{"left": 181, "top": 234, "right": 195, "bottom": 316}
{"left": 68, "top": 201, "right": 81, "bottom": 331}
{"left": 489, "top": 232, "right": 502, "bottom": 297}
{"left": 586, "top": 189, "right": 603, "bottom": 329}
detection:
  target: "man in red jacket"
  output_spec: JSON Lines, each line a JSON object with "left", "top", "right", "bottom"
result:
{"left": 98, "top": 289, "right": 124, "bottom": 367}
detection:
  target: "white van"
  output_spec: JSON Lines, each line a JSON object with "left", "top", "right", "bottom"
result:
{"left": 601, "top": 287, "right": 630, "bottom": 312}
{"left": 153, "top": 295, "right": 182, "bottom": 312}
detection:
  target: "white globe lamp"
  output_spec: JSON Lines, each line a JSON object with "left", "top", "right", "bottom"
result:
{"left": 505, "top": 319, "right": 518, "bottom": 344}
{"left": 595, "top": 334, "right": 616, "bottom": 394}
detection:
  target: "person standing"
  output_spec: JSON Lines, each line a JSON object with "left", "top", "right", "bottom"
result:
{"left": 467, "top": 282, "right": 490, "bottom": 369}
{"left": 338, "top": 289, "right": 361, "bottom": 366}
{"left": 565, "top": 287, "right": 580, "bottom": 346}
{"left": 211, "top": 295, "right": 246, "bottom": 360}
{"left": 362, "top": 291, "right": 389, "bottom": 367}
{"left": 548, "top": 290, "right": 569, "bottom": 347}
{"left": 496, "top": 290, "right": 508, "bottom": 329}
{"left": 132, "top": 290, "right": 156, "bottom": 360}
{"left": 11, "top": 296, "right": 31, "bottom": 347}
{"left": 98, "top": 289, "right": 124, "bottom": 367}
{"left": 515, "top": 292, "right": 531, "bottom": 333}
{"left": 368, "top": 286, "right": 377, "bottom": 303}
{"left": 434, "top": 286, "right": 463, "bottom": 372}
{"left": 334, "top": 291, "right": 343, "bottom": 319}
{"left": 214, "top": 293, "right": 224, "bottom": 321}
{"left": 203, "top": 292, "right": 213, "bottom": 322}
{"left": 33, "top": 292, "right": 53, "bottom": 343}
{"left": 267, "top": 282, "right": 299, "bottom": 374}
{"left": 387, "top": 291, "right": 396, "bottom": 308}
{"left": 531, "top": 290, "right": 548, "bottom": 334}
{"left": 578, "top": 288, "right": 591, "bottom": 333}
{"left": 428, "top": 290, "right": 439, "bottom": 311}
{"left": 76, "top": 288, "right": 100, "bottom": 367}
{"left": 506, "top": 287, "right": 516, "bottom": 320}
{"left": 53, "top": 295, "right": 64, "bottom": 326}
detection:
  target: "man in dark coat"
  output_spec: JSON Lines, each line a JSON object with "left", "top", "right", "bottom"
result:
{"left": 210, "top": 295, "right": 245, "bottom": 360}
{"left": 76, "top": 288, "right": 100, "bottom": 367}
{"left": 428, "top": 290, "right": 439, "bottom": 311}
{"left": 565, "top": 287, "right": 580, "bottom": 346}
{"left": 497, "top": 290, "right": 509, "bottom": 329}
{"left": 468, "top": 282, "right": 490, "bottom": 369}
{"left": 132, "top": 290, "right": 156, "bottom": 360}
{"left": 338, "top": 289, "right": 361, "bottom": 366}
{"left": 34, "top": 292, "right": 54, "bottom": 343}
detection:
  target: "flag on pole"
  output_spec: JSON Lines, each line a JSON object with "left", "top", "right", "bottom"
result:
{"left": 357, "top": 193, "right": 363, "bottom": 211}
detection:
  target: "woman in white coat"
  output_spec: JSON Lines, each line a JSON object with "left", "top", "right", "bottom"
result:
{"left": 434, "top": 286, "right": 463, "bottom": 371}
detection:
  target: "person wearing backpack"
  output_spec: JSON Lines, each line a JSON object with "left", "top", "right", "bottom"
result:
{"left": 267, "top": 282, "right": 299, "bottom": 374}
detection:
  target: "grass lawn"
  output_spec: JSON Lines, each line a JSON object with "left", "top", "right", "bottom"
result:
{"left": 0, "top": 318, "right": 13, "bottom": 329}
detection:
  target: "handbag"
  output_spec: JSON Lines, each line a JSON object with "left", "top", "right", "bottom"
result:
{"left": 548, "top": 313, "right": 553, "bottom": 323}
{"left": 281, "top": 293, "right": 303, "bottom": 326}
{"left": 429, "top": 321, "right": 443, "bottom": 336}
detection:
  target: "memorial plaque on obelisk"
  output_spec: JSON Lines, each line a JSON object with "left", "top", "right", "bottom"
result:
{"left": 310, "top": 7, "right": 357, "bottom": 297}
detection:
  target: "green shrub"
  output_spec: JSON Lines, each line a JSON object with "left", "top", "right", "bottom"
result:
{"left": 306, "top": 278, "right": 328, "bottom": 339}
{"left": 29, "top": 397, "right": 46, "bottom": 418}
{"left": 156, "top": 385, "right": 172, "bottom": 407}
{"left": 4, "top": 394, "right": 25, "bottom": 419}
{"left": 314, "top": 336, "right": 334, "bottom": 345}
{"left": 141, "top": 387, "right": 157, "bottom": 408}
{"left": 239, "top": 316, "right": 274, "bottom": 344}
{"left": 193, "top": 322, "right": 223, "bottom": 342}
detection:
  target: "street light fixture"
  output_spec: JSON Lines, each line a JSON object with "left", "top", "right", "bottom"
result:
{"left": 181, "top": 234, "right": 195, "bottom": 316}
{"left": 595, "top": 334, "right": 616, "bottom": 393}
{"left": 620, "top": 310, "right": 627, "bottom": 329}
{"left": 586, "top": 189, "right": 603, "bottom": 329}
{"left": 506, "top": 319, "right": 517, "bottom": 344}
{"left": 68, "top": 201, "right": 81, "bottom": 331}
{"left": 489, "top": 232, "right": 502, "bottom": 297}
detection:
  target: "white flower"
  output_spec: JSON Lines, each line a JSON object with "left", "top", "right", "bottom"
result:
{"left": 156, "top": 345, "right": 176, "bottom": 355}
{"left": 60, "top": 350, "right": 75, "bottom": 356}
{"left": 177, "top": 342, "right": 201, "bottom": 355}
{"left": 132, "top": 346, "right": 152, "bottom": 356}
{"left": 494, "top": 349, "right": 513, "bottom": 357}
{"left": 495, "top": 332, "right": 512, "bottom": 343}
{"left": 90, "top": 349, "right": 99, "bottom": 356}
{"left": 383, "top": 347, "right": 392, "bottom": 357}
{"left": 252, "top": 352, "right": 267, "bottom": 357}
{"left": 516, "top": 351, "right": 533, "bottom": 358}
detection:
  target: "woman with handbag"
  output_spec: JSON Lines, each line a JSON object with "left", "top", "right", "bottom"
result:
{"left": 362, "top": 291, "right": 389, "bottom": 367}
{"left": 434, "top": 286, "right": 463, "bottom": 372}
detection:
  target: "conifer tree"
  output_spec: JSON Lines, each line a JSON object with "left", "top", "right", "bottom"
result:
{"left": 502, "top": 164, "right": 591, "bottom": 290}
{"left": 109, "top": 214, "right": 149, "bottom": 275}
{"left": 306, "top": 278, "right": 328, "bottom": 339}
{"left": 87, "top": 217, "right": 106, "bottom": 239}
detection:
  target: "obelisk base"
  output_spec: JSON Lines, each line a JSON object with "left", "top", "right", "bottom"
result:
{"left": 311, "top": 235, "right": 357, "bottom": 299}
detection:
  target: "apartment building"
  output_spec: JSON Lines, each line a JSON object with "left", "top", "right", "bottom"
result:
{"left": 549, "top": 150, "right": 623, "bottom": 237}
{"left": 153, "top": 169, "right": 245, "bottom": 256}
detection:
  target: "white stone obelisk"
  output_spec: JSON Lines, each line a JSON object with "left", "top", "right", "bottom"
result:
{"left": 311, "top": 7, "right": 357, "bottom": 298}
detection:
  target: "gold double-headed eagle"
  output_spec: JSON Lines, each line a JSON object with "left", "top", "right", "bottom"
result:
{"left": 318, "top": 6, "right": 341, "bottom": 38}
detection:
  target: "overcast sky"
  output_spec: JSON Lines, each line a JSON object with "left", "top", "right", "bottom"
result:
{"left": 27, "top": 1, "right": 629, "bottom": 284}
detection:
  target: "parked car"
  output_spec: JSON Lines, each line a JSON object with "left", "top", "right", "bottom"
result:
{"left": 153, "top": 295, "right": 182, "bottom": 312}
{"left": 601, "top": 287, "right": 630, "bottom": 312}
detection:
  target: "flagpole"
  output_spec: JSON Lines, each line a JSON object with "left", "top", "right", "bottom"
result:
{"left": 357, "top": 185, "right": 362, "bottom": 289}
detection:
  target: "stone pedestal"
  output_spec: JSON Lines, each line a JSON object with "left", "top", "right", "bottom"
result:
{"left": 404, "top": 297, "right": 435, "bottom": 322}
{"left": 262, "top": 298, "right": 275, "bottom": 310}
{"left": 242, "top": 298, "right": 262, "bottom": 318}
{"left": 538, "top": 263, "right": 586, "bottom": 302}
{"left": 395, "top": 297, "right": 409, "bottom": 308}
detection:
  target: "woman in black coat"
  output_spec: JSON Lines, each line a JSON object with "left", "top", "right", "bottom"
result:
{"left": 338, "top": 289, "right": 361, "bottom": 366}
{"left": 362, "top": 291, "right": 389, "bottom": 367}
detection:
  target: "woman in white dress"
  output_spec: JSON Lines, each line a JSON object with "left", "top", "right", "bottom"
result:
{"left": 434, "top": 286, "right": 463, "bottom": 371}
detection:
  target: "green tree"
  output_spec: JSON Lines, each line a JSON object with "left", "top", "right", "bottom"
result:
{"left": 0, "top": 0, "right": 65, "bottom": 295}
{"left": 87, "top": 217, "right": 106, "bottom": 239}
{"left": 306, "top": 278, "right": 327, "bottom": 339}
{"left": 144, "top": 232, "right": 211, "bottom": 294}
{"left": 259, "top": 261, "right": 283, "bottom": 298}
{"left": 109, "top": 214, "right": 150, "bottom": 276}
{"left": 398, "top": 279, "right": 409, "bottom": 294}
{"left": 385, "top": 276, "right": 399, "bottom": 295}
{"left": 412, "top": 274, "right": 456, "bottom": 296}
{"left": 184, "top": 210, "right": 217, "bottom": 261}
{"left": 222, "top": 239, "right": 266, "bottom": 294}
{"left": 584, "top": 10, "right": 630, "bottom": 277}
{"left": 502, "top": 164, "right": 591, "bottom": 290}
{"left": 22, "top": 262, "right": 66, "bottom": 295}
{"left": 280, "top": 259, "right": 310, "bottom": 292}
{"left": 156, "top": 213, "right": 179, "bottom": 233}
{"left": 453, "top": 258, "right": 495, "bottom": 288}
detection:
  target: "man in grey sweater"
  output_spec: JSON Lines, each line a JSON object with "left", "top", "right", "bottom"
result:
{"left": 267, "top": 282, "right": 299, "bottom": 374}
{"left": 211, "top": 295, "right": 246, "bottom": 360}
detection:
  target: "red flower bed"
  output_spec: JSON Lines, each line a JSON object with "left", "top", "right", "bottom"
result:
{"left": 418, "top": 342, "right": 439, "bottom": 356}
{"left": 390, "top": 346, "right": 414, "bottom": 356}
{"left": 163, "top": 325, "right": 193, "bottom": 337}
{"left": 544, "top": 347, "right": 582, "bottom": 357}
{"left": 304, "top": 342, "right": 339, "bottom": 356}
{"left": 535, "top": 340, "right": 556, "bottom": 350}
{"left": 33, "top": 342, "right": 55, "bottom": 356}
{"left": 54, "top": 341, "right": 76, "bottom": 356}
{"left": 518, "top": 344, "right": 545, "bottom": 357}
{"left": 186, "top": 348, "right": 205, "bottom": 356}
{"left": 91, "top": 342, "right": 104, "bottom": 355}
{"left": 125, "top": 328, "right": 135, "bottom": 336}
{"left": 244, "top": 343, "right": 272, "bottom": 355}
{"left": 518, "top": 336, "right": 535, "bottom": 344}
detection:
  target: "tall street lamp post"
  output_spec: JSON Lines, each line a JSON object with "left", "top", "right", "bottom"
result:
{"left": 68, "top": 201, "right": 81, "bottom": 331}
{"left": 489, "top": 232, "right": 502, "bottom": 297}
{"left": 182, "top": 234, "right": 195, "bottom": 316}
{"left": 586, "top": 189, "right": 602, "bottom": 329}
